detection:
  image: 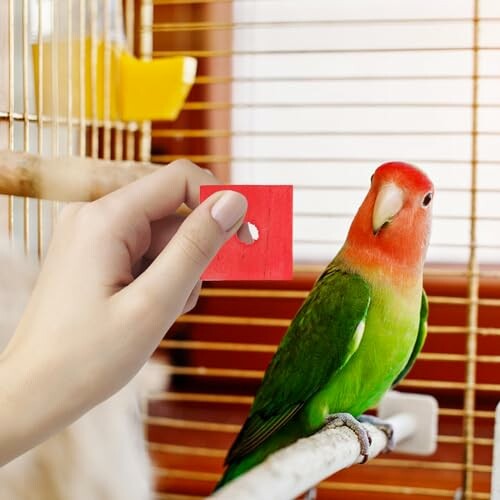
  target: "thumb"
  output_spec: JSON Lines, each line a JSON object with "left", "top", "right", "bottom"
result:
{"left": 124, "top": 190, "right": 247, "bottom": 319}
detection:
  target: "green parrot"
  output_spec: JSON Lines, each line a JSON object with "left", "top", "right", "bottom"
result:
{"left": 214, "top": 162, "right": 434, "bottom": 491}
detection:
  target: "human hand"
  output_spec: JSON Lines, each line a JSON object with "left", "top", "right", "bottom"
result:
{"left": 0, "top": 160, "right": 248, "bottom": 464}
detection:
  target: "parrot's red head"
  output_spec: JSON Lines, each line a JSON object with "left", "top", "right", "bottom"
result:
{"left": 342, "top": 162, "right": 434, "bottom": 284}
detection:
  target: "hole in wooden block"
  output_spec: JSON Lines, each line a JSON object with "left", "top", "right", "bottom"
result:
{"left": 238, "top": 222, "right": 260, "bottom": 245}
{"left": 248, "top": 222, "right": 259, "bottom": 241}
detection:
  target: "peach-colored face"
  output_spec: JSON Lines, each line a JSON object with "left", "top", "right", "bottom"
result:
{"left": 345, "top": 162, "right": 434, "bottom": 274}
{"left": 370, "top": 162, "right": 434, "bottom": 244}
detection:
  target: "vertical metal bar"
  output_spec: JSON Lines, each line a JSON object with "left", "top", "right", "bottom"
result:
{"left": 125, "top": 0, "right": 135, "bottom": 160}
{"left": 125, "top": 124, "right": 136, "bottom": 161}
{"left": 7, "top": 0, "right": 14, "bottom": 240}
{"left": 114, "top": 122, "right": 124, "bottom": 160}
{"left": 22, "top": 0, "right": 30, "bottom": 151}
{"left": 37, "top": 0, "right": 44, "bottom": 151}
{"left": 89, "top": 0, "right": 98, "bottom": 158}
{"left": 139, "top": 0, "right": 152, "bottom": 162}
{"left": 22, "top": 0, "right": 30, "bottom": 250}
{"left": 55, "top": 0, "right": 75, "bottom": 242}
{"left": 102, "top": 0, "right": 111, "bottom": 160}
{"left": 126, "top": 0, "right": 134, "bottom": 53}
{"left": 22, "top": 0, "right": 30, "bottom": 255}
{"left": 67, "top": 0, "right": 73, "bottom": 154}
{"left": 79, "top": 0, "right": 86, "bottom": 157}
{"left": 37, "top": 0, "right": 44, "bottom": 259}
{"left": 463, "top": 1, "right": 480, "bottom": 499}
{"left": 113, "top": 1, "right": 123, "bottom": 162}
{"left": 51, "top": 0, "right": 59, "bottom": 156}
{"left": 51, "top": 0, "right": 60, "bottom": 224}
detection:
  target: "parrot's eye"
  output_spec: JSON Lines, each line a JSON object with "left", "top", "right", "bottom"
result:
{"left": 422, "top": 192, "right": 433, "bottom": 207}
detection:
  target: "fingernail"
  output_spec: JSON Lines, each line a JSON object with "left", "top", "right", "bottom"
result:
{"left": 211, "top": 191, "right": 248, "bottom": 232}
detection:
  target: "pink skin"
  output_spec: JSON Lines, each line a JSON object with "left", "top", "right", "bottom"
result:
{"left": 340, "top": 162, "right": 434, "bottom": 288}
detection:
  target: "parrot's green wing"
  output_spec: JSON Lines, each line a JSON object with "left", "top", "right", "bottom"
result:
{"left": 225, "top": 268, "right": 371, "bottom": 464}
{"left": 392, "top": 290, "right": 428, "bottom": 387}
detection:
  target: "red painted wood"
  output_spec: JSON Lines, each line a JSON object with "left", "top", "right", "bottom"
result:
{"left": 200, "top": 185, "right": 293, "bottom": 280}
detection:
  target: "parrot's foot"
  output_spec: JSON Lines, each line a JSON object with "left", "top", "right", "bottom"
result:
{"left": 358, "top": 414, "right": 395, "bottom": 453}
{"left": 303, "top": 487, "right": 317, "bottom": 500}
{"left": 325, "top": 412, "right": 372, "bottom": 463}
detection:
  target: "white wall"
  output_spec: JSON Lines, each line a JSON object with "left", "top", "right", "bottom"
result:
{"left": 231, "top": 0, "right": 500, "bottom": 264}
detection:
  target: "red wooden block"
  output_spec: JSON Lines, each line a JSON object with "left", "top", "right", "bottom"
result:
{"left": 200, "top": 185, "right": 293, "bottom": 281}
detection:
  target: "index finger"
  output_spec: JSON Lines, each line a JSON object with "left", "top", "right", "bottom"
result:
{"left": 94, "top": 159, "right": 218, "bottom": 223}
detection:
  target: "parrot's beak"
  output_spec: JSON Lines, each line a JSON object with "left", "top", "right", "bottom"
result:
{"left": 372, "top": 183, "right": 404, "bottom": 234}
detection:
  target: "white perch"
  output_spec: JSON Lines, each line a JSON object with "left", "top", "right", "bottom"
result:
{"left": 492, "top": 402, "right": 500, "bottom": 500}
{"left": 210, "top": 392, "right": 438, "bottom": 500}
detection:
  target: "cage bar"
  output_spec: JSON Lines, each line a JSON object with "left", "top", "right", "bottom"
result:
{"left": 7, "top": 0, "right": 14, "bottom": 238}
{"left": 78, "top": 0, "right": 86, "bottom": 157}
{"left": 102, "top": 0, "right": 111, "bottom": 160}
{"left": 21, "top": 0, "right": 30, "bottom": 255}
{"left": 463, "top": 2, "right": 481, "bottom": 498}
{"left": 124, "top": 0, "right": 136, "bottom": 160}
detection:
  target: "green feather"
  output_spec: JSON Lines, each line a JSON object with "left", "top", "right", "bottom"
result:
{"left": 392, "top": 291, "right": 428, "bottom": 387}
{"left": 216, "top": 260, "right": 426, "bottom": 491}
{"left": 217, "top": 267, "right": 371, "bottom": 487}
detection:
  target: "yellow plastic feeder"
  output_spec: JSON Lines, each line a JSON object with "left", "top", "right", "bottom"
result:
{"left": 30, "top": 0, "right": 196, "bottom": 122}
{"left": 119, "top": 52, "right": 197, "bottom": 122}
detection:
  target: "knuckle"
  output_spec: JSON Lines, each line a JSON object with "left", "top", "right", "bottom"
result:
{"left": 55, "top": 203, "right": 88, "bottom": 237}
{"left": 72, "top": 203, "right": 110, "bottom": 238}
{"left": 168, "top": 158, "right": 199, "bottom": 175}
{"left": 176, "top": 228, "right": 212, "bottom": 267}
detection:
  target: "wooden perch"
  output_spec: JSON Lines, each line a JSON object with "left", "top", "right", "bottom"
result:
{"left": 209, "top": 413, "right": 417, "bottom": 500}
{"left": 0, "top": 150, "right": 160, "bottom": 202}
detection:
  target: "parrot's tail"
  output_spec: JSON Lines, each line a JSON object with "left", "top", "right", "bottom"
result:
{"left": 213, "top": 415, "right": 307, "bottom": 492}
{"left": 213, "top": 465, "right": 235, "bottom": 492}
{"left": 213, "top": 456, "right": 255, "bottom": 492}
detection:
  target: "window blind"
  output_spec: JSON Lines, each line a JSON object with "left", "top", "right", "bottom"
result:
{"left": 231, "top": 0, "right": 500, "bottom": 264}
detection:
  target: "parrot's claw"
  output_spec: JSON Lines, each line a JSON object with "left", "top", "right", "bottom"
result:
{"left": 325, "top": 412, "right": 372, "bottom": 463}
{"left": 358, "top": 414, "right": 395, "bottom": 453}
